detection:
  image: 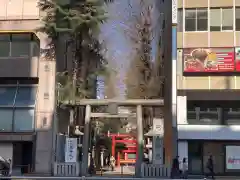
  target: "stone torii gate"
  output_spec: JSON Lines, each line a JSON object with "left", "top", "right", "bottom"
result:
{"left": 66, "top": 99, "right": 164, "bottom": 177}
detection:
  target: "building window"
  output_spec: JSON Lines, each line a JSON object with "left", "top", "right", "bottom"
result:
{"left": 14, "top": 109, "right": 35, "bottom": 131}
{"left": 0, "top": 109, "right": 13, "bottom": 131}
{"left": 0, "top": 33, "right": 38, "bottom": 58}
{"left": 210, "top": 8, "right": 233, "bottom": 31}
{"left": 223, "top": 108, "right": 240, "bottom": 125}
{"left": 185, "top": 8, "right": 208, "bottom": 31}
{"left": 199, "top": 107, "right": 220, "bottom": 124}
{"left": 178, "top": 9, "right": 183, "bottom": 32}
{"left": 187, "top": 101, "right": 221, "bottom": 125}
{"left": 235, "top": 8, "right": 240, "bottom": 31}
{"left": 0, "top": 85, "right": 36, "bottom": 132}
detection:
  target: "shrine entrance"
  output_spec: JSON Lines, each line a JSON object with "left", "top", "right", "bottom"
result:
{"left": 67, "top": 99, "right": 164, "bottom": 177}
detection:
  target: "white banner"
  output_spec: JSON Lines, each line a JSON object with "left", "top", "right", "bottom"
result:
{"left": 172, "top": 0, "right": 177, "bottom": 24}
{"left": 65, "top": 138, "right": 78, "bottom": 163}
{"left": 152, "top": 118, "right": 164, "bottom": 164}
{"left": 153, "top": 118, "right": 164, "bottom": 135}
{"left": 226, "top": 146, "right": 240, "bottom": 170}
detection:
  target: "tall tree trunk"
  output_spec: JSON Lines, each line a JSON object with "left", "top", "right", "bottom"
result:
{"left": 69, "top": 34, "right": 79, "bottom": 127}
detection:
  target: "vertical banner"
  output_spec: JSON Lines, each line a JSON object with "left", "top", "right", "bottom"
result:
{"left": 152, "top": 118, "right": 164, "bottom": 164}
{"left": 65, "top": 138, "right": 78, "bottom": 163}
{"left": 172, "top": 0, "right": 177, "bottom": 24}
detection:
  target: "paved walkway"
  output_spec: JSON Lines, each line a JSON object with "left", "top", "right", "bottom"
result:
{"left": 101, "top": 166, "right": 135, "bottom": 176}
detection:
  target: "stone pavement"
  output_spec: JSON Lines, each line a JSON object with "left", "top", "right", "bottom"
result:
{"left": 101, "top": 166, "right": 135, "bottom": 176}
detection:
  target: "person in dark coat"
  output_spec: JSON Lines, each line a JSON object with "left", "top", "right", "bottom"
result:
{"left": 205, "top": 155, "right": 215, "bottom": 179}
{"left": 171, "top": 156, "right": 180, "bottom": 178}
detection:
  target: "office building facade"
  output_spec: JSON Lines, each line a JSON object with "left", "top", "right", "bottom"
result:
{"left": 176, "top": 0, "right": 240, "bottom": 175}
{"left": 0, "top": 0, "right": 55, "bottom": 174}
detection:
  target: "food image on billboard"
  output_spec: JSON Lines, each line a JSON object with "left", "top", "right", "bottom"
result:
{"left": 183, "top": 48, "right": 235, "bottom": 72}
{"left": 235, "top": 47, "right": 240, "bottom": 71}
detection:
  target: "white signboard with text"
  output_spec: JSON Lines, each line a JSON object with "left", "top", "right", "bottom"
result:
{"left": 226, "top": 146, "right": 240, "bottom": 170}
{"left": 152, "top": 118, "right": 164, "bottom": 164}
{"left": 65, "top": 138, "right": 78, "bottom": 163}
{"left": 172, "top": 0, "right": 177, "bottom": 24}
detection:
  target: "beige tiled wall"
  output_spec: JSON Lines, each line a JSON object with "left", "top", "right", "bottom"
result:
{"left": 184, "top": 33, "right": 208, "bottom": 48}
{"left": 184, "top": 77, "right": 210, "bottom": 89}
{"left": 210, "top": 32, "right": 234, "bottom": 47}
{"left": 185, "top": 0, "right": 208, "bottom": 8}
{"left": 210, "top": 77, "right": 235, "bottom": 89}
{"left": 0, "top": 0, "right": 39, "bottom": 20}
{"left": 210, "top": 0, "right": 234, "bottom": 7}
{"left": 236, "top": 0, "right": 240, "bottom": 6}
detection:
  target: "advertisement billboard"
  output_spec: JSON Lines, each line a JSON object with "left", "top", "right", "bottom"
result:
{"left": 183, "top": 48, "right": 235, "bottom": 72}
{"left": 235, "top": 47, "right": 240, "bottom": 71}
{"left": 226, "top": 146, "right": 240, "bottom": 170}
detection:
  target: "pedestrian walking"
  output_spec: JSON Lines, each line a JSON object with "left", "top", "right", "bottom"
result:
{"left": 171, "top": 156, "right": 180, "bottom": 178}
{"left": 110, "top": 156, "right": 116, "bottom": 171}
{"left": 181, "top": 157, "right": 188, "bottom": 179}
{"left": 205, "top": 155, "right": 215, "bottom": 179}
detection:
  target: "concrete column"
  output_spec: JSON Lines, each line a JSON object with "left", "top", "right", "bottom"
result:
{"left": 178, "top": 141, "right": 188, "bottom": 163}
{"left": 81, "top": 105, "right": 91, "bottom": 176}
{"left": 35, "top": 32, "right": 56, "bottom": 174}
{"left": 135, "top": 105, "right": 143, "bottom": 177}
{"left": 177, "top": 96, "right": 187, "bottom": 124}
{"left": 163, "top": 0, "right": 178, "bottom": 166}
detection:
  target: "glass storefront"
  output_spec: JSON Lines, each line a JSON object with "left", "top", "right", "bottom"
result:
{"left": 187, "top": 141, "right": 240, "bottom": 175}
{"left": 188, "top": 141, "right": 203, "bottom": 174}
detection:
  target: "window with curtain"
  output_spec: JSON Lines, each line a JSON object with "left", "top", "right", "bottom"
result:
{"left": 210, "top": 8, "right": 233, "bottom": 31}
{"left": 210, "top": 8, "right": 221, "bottom": 31}
{"left": 235, "top": 8, "right": 240, "bottom": 31}
{"left": 222, "top": 8, "right": 233, "bottom": 30}
{"left": 178, "top": 9, "right": 183, "bottom": 32}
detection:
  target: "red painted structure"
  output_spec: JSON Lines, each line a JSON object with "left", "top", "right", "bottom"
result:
{"left": 108, "top": 133, "right": 137, "bottom": 166}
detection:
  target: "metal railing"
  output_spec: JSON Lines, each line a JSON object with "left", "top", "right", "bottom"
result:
{"left": 53, "top": 162, "right": 81, "bottom": 176}
{"left": 53, "top": 162, "right": 170, "bottom": 178}
{"left": 141, "top": 163, "right": 170, "bottom": 178}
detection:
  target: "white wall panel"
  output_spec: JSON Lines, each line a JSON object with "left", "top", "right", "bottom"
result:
{"left": 178, "top": 125, "right": 240, "bottom": 140}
